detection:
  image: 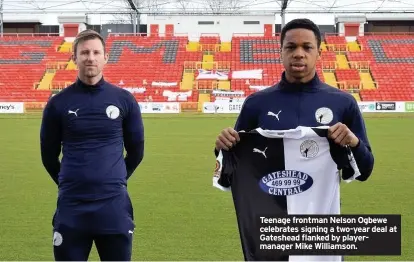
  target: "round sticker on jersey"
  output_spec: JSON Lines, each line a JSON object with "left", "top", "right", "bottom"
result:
{"left": 259, "top": 170, "right": 313, "bottom": 196}
{"left": 300, "top": 140, "right": 319, "bottom": 158}
{"left": 315, "top": 107, "right": 333, "bottom": 124}
{"left": 106, "top": 105, "right": 120, "bottom": 120}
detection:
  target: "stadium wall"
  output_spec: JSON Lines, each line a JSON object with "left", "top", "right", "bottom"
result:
{"left": 1, "top": 21, "right": 42, "bottom": 34}
{"left": 100, "top": 24, "right": 135, "bottom": 38}
{"left": 146, "top": 15, "right": 275, "bottom": 41}
{"left": 4, "top": 13, "right": 413, "bottom": 38}
{"left": 365, "top": 20, "right": 414, "bottom": 33}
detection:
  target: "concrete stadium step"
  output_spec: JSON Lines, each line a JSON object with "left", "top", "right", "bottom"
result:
{"left": 347, "top": 41, "right": 361, "bottom": 52}
{"left": 197, "top": 93, "right": 210, "bottom": 111}
{"left": 37, "top": 71, "right": 56, "bottom": 90}
{"left": 359, "top": 72, "right": 376, "bottom": 89}
{"left": 220, "top": 42, "right": 231, "bottom": 52}
{"left": 217, "top": 80, "right": 230, "bottom": 90}
{"left": 202, "top": 55, "right": 214, "bottom": 70}
{"left": 66, "top": 60, "right": 77, "bottom": 70}
{"left": 320, "top": 41, "right": 327, "bottom": 51}
{"left": 322, "top": 72, "right": 338, "bottom": 88}
{"left": 186, "top": 41, "right": 199, "bottom": 51}
{"left": 336, "top": 54, "right": 349, "bottom": 69}
{"left": 352, "top": 93, "right": 361, "bottom": 101}
{"left": 181, "top": 72, "right": 194, "bottom": 90}
{"left": 58, "top": 41, "right": 73, "bottom": 53}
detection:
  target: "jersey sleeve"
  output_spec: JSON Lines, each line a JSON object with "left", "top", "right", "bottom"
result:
{"left": 40, "top": 96, "right": 62, "bottom": 185}
{"left": 344, "top": 96, "right": 374, "bottom": 181}
{"left": 234, "top": 95, "right": 258, "bottom": 132}
{"left": 342, "top": 146, "right": 362, "bottom": 183}
{"left": 331, "top": 144, "right": 362, "bottom": 183}
{"left": 212, "top": 150, "right": 235, "bottom": 191}
{"left": 123, "top": 91, "right": 144, "bottom": 179}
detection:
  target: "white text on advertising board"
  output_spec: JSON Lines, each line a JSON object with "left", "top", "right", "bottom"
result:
{"left": 229, "top": 103, "right": 242, "bottom": 112}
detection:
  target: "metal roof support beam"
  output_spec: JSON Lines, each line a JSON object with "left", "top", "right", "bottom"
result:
{"left": 1, "top": 9, "right": 414, "bottom": 15}
{"left": 281, "top": 0, "right": 288, "bottom": 29}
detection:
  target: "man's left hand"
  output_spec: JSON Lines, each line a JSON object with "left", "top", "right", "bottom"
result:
{"left": 328, "top": 122, "right": 359, "bottom": 147}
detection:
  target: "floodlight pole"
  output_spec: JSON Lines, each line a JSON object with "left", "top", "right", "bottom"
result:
{"left": 126, "top": 0, "right": 139, "bottom": 33}
{"left": 0, "top": 0, "right": 3, "bottom": 37}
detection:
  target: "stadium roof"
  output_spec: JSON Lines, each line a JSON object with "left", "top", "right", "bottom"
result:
{"left": 1, "top": 0, "right": 414, "bottom": 15}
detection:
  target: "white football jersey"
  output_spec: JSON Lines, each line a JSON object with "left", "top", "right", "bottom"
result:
{"left": 213, "top": 126, "right": 361, "bottom": 261}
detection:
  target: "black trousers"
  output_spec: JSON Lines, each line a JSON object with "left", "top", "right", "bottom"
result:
{"left": 52, "top": 225, "right": 133, "bottom": 261}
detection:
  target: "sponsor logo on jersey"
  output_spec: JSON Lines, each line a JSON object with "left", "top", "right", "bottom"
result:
{"left": 259, "top": 170, "right": 313, "bottom": 196}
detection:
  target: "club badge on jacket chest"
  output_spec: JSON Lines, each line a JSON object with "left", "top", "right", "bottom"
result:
{"left": 258, "top": 106, "right": 337, "bottom": 130}
{"left": 63, "top": 104, "right": 123, "bottom": 136}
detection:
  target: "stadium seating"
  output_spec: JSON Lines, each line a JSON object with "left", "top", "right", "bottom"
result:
{"left": 52, "top": 35, "right": 201, "bottom": 103}
{"left": 347, "top": 34, "right": 414, "bottom": 101}
{"left": 0, "top": 35, "right": 70, "bottom": 102}
{"left": 0, "top": 31, "right": 413, "bottom": 105}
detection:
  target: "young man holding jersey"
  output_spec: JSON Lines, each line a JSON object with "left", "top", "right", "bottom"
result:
{"left": 213, "top": 18, "right": 374, "bottom": 261}
{"left": 215, "top": 18, "right": 374, "bottom": 178}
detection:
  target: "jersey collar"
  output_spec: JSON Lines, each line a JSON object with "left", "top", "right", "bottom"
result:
{"left": 75, "top": 76, "right": 106, "bottom": 91}
{"left": 277, "top": 71, "right": 321, "bottom": 92}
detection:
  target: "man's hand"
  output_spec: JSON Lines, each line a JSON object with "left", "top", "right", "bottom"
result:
{"left": 328, "top": 122, "right": 359, "bottom": 147}
{"left": 215, "top": 127, "right": 240, "bottom": 151}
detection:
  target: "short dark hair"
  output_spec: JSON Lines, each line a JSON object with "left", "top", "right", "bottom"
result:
{"left": 280, "top": 18, "right": 321, "bottom": 48}
{"left": 73, "top": 29, "right": 106, "bottom": 56}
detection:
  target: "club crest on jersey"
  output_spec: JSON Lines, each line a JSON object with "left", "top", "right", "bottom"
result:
{"left": 300, "top": 140, "right": 319, "bottom": 158}
{"left": 259, "top": 170, "right": 314, "bottom": 196}
{"left": 53, "top": 231, "right": 63, "bottom": 246}
{"left": 315, "top": 107, "right": 333, "bottom": 124}
{"left": 106, "top": 105, "right": 120, "bottom": 120}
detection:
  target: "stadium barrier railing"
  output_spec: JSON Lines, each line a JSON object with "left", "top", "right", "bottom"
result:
{"left": 348, "top": 61, "right": 370, "bottom": 71}
{"left": 0, "top": 101, "right": 413, "bottom": 114}
{"left": 336, "top": 80, "right": 379, "bottom": 90}
{"left": 321, "top": 61, "right": 370, "bottom": 72}
{"left": 46, "top": 62, "right": 70, "bottom": 71}
{"left": 321, "top": 61, "right": 338, "bottom": 72}
{"left": 184, "top": 61, "right": 218, "bottom": 71}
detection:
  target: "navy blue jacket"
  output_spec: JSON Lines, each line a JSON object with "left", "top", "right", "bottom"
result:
{"left": 40, "top": 77, "right": 144, "bottom": 233}
{"left": 220, "top": 72, "right": 374, "bottom": 181}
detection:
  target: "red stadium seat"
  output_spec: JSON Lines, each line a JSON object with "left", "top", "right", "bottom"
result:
{"left": 0, "top": 33, "right": 413, "bottom": 103}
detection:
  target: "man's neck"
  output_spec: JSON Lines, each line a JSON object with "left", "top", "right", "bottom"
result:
{"left": 78, "top": 75, "right": 102, "bottom": 86}
{"left": 285, "top": 71, "right": 316, "bottom": 85}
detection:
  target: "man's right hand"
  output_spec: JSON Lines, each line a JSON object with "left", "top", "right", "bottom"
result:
{"left": 215, "top": 127, "right": 240, "bottom": 151}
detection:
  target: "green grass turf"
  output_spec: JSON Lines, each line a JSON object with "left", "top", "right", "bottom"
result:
{"left": 0, "top": 113, "right": 412, "bottom": 261}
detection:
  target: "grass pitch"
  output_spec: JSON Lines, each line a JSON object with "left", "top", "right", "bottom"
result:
{"left": 0, "top": 113, "right": 412, "bottom": 261}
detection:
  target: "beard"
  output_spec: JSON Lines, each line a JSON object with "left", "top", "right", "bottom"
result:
{"left": 84, "top": 67, "right": 99, "bottom": 78}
